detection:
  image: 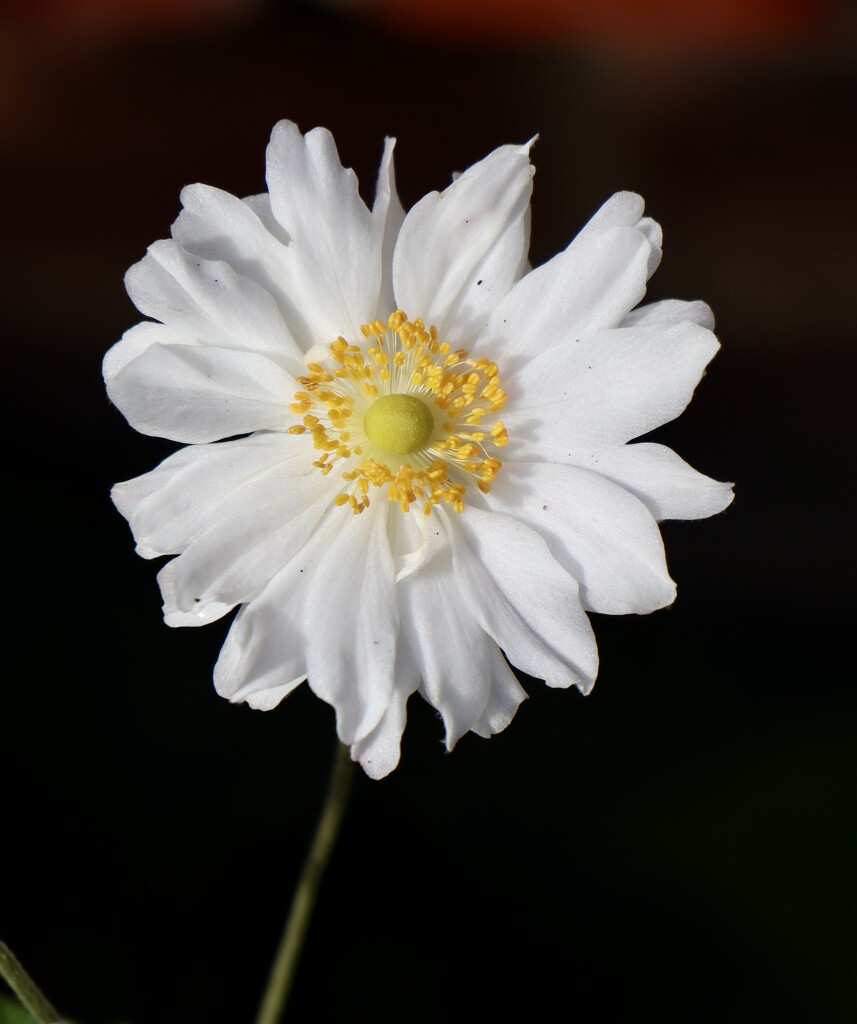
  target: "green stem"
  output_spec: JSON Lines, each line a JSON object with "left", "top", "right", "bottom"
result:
{"left": 0, "top": 941, "right": 61, "bottom": 1023}
{"left": 255, "top": 741, "right": 356, "bottom": 1024}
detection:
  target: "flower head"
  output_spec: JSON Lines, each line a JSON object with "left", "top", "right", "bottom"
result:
{"left": 105, "top": 121, "right": 733, "bottom": 779}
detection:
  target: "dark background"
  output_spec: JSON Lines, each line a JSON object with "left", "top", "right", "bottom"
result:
{"left": 2, "top": 0, "right": 855, "bottom": 1021}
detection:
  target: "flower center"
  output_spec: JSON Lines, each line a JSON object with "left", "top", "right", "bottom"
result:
{"left": 363, "top": 394, "right": 435, "bottom": 454}
{"left": 287, "top": 310, "right": 509, "bottom": 515}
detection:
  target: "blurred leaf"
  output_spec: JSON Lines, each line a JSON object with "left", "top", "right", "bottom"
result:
{"left": 0, "top": 994, "right": 37, "bottom": 1024}
{"left": 0, "top": 993, "right": 106, "bottom": 1024}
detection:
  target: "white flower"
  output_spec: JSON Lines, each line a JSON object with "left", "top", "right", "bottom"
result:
{"left": 105, "top": 121, "right": 733, "bottom": 779}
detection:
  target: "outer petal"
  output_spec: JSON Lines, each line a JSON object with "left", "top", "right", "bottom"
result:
{"left": 241, "top": 193, "right": 291, "bottom": 245}
{"left": 158, "top": 560, "right": 233, "bottom": 628}
{"left": 349, "top": 639, "right": 420, "bottom": 780}
{"left": 447, "top": 507, "right": 598, "bottom": 692}
{"left": 503, "top": 319, "right": 720, "bottom": 452}
{"left": 637, "top": 217, "right": 663, "bottom": 277}
{"left": 399, "top": 545, "right": 492, "bottom": 750}
{"left": 246, "top": 684, "right": 304, "bottom": 711}
{"left": 470, "top": 645, "right": 529, "bottom": 740}
{"left": 106, "top": 343, "right": 297, "bottom": 444}
{"left": 483, "top": 225, "right": 651, "bottom": 361}
{"left": 161, "top": 480, "right": 334, "bottom": 625}
{"left": 570, "top": 191, "right": 661, "bottom": 275}
{"left": 393, "top": 140, "right": 534, "bottom": 338}
{"left": 374, "top": 136, "right": 405, "bottom": 318}
{"left": 124, "top": 239, "right": 304, "bottom": 371}
{"left": 485, "top": 462, "right": 676, "bottom": 615}
{"left": 622, "top": 298, "right": 714, "bottom": 331}
{"left": 571, "top": 190, "right": 645, "bottom": 240}
{"left": 566, "top": 444, "right": 734, "bottom": 521}
{"left": 103, "top": 321, "right": 177, "bottom": 383}
{"left": 304, "top": 500, "right": 398, "bottom": 745}
{"left": 172, "top": 184, "right": 326, "bottom": 350}
{"left": 112, "top": 433, "right": 311, "bottom": 559}
{"left": 444, "top": 197, "right": 531, "bottom": 341}
{"left": 212, "top": 508, "right": 348, "bottom": 705}
{"left": 265, "top": 121, "right": 384, "bottom": 341}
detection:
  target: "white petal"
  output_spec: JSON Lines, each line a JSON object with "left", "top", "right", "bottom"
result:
{"left": 245, "top": 683, "right": 304, "bottom": 711}
{"left": 572, "top": 191, "right": 645, "bottom": 239}
{"left": 350, "top": 640, "right": 420, "bottom": 780}
{"left": 393, "top": 140, "right": 534, "bottom": 336}
{"left": 566, "top": 444, "right": 734, "bottom": 521}
{"left": 241, "top": 193, "right": 291, "bottom": 244}
{"left": 445, "top": 197, "right": 531, "bottom": 342}
{"left": 387, "top": 507, "right": 443, "bottom": 583}
{"left": 504, "top": 319, "right": 720, "bottom": 451}
{"left": 374, "top": 136, "right": 405, "bottom": 317}
{"left": 571, "top": 191, "right": 661, "bottom": 274}
{"left": 112, "top": 433, "right": 311, "bottom": 559}
{"left": 103, "top": 321, "right": 174, "bottom": 383}
{"left": 399, "top": 544, "right": 492, "bottom": 749}
{"left": 486, "top": 462, "right": 675, "bottom": 615}
{"left": 304, "top": 501, "right": 398, "bottom": 745}
{"left": 484, "top": 225, "right": 651, "bottom": 361}
{"left": 158, "top": 560, "right": 234, "bottom": 628}
{"left": 173, "top": 184, "right": 326, "bottom": 350}
{"left": 212, "top": 515, "right": 345, "bottom": 704}
{"left": 622, "top": 297, "right": 715, "bottom": 330}
{"left": 637, "top": 216, "right": 663, "bottom": 277}
{"left": 106, "top": 343, "right": 296, "bottom": 443}
{"left": 162, "top": 480, "right": 334, "bottom": 624}
{"left": 124, "top": 240, "right": 304, "bottom": 371}
{"left": 265, "top": 121, "right": 382, "bottom": 341}
{"left": 470, "top": 645, "right": 529, "bottom": 739}
{"left": 447, "top": 507, "right": 598, "bottom": 691}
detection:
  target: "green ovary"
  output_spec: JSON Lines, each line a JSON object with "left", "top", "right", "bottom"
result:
{"left": 363, "top": 394, "right": 435, "bottom": 454}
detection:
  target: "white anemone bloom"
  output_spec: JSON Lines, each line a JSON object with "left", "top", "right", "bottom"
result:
{"left": 105, "top": 121, "right": 733, "bottom": 779}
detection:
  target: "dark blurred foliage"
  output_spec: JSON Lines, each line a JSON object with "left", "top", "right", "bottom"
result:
{"left": 1, "top": 0, "right": 855, "bottom": 1021}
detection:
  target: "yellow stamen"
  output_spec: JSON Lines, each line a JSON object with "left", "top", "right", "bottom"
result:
{"left": 287, "top": 310, "right": 509, "bottom": 515}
